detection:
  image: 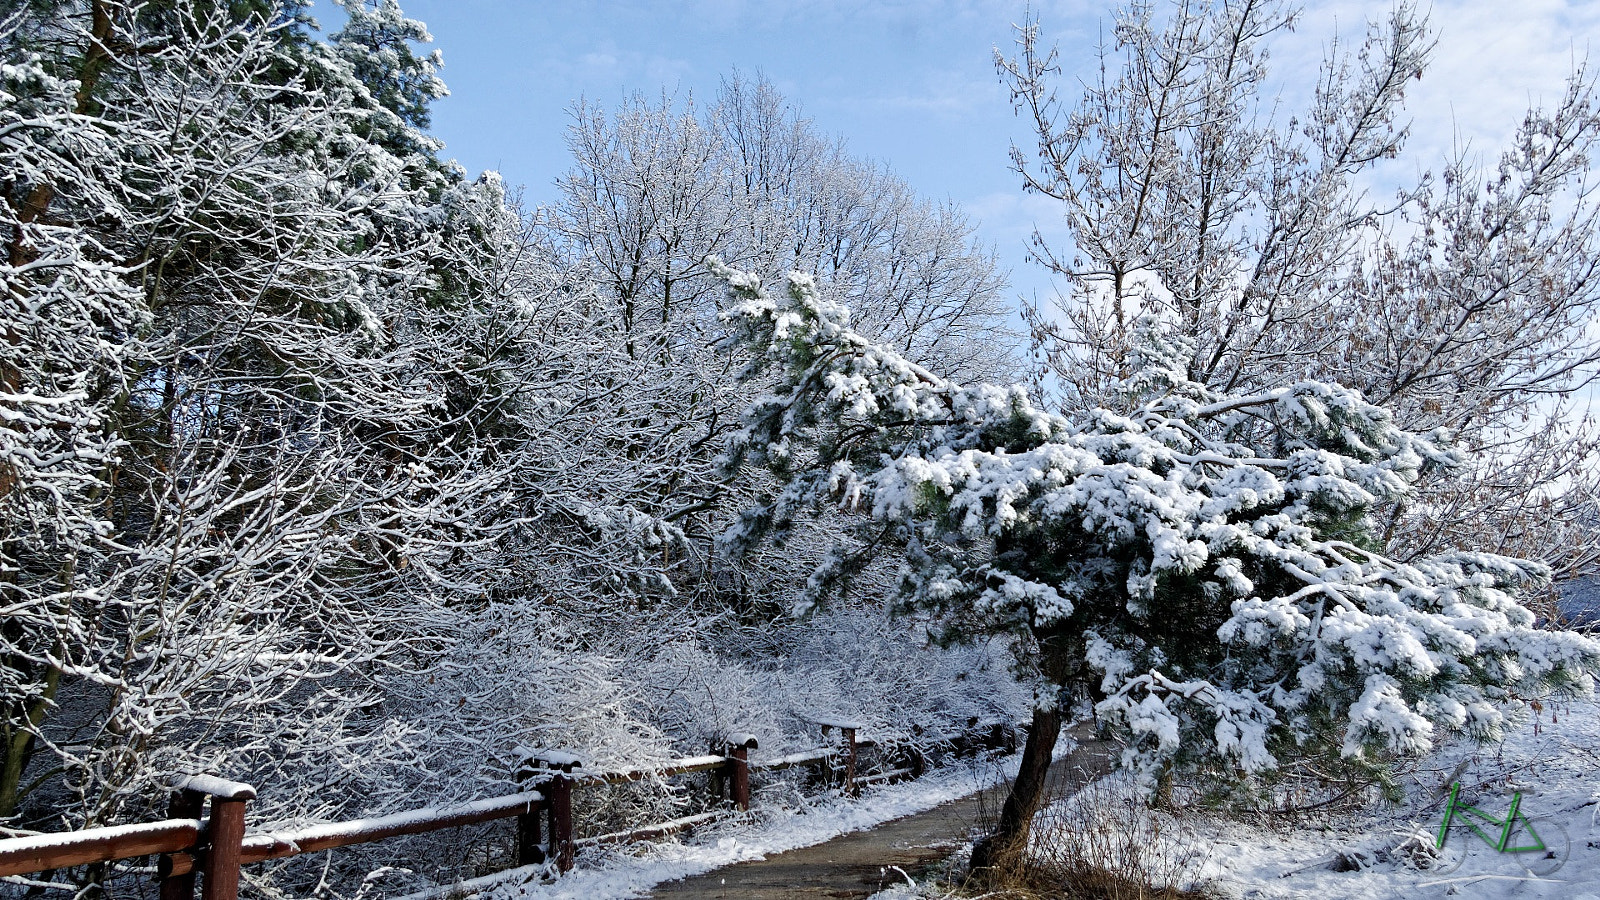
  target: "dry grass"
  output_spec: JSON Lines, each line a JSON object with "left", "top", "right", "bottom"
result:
{"left": 957, "top": 775, "right": 1216, "bottom": 900}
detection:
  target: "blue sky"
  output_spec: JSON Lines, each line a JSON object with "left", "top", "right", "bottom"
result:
{"left": 316, "top": 0, "right": 1600, "bottom": 308}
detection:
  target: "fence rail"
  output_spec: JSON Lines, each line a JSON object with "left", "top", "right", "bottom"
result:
{"left": 237, "top": 791, "right": 546, "bottom": 864}
{"left": 0, "top": 819, "right": 202, "bottom": 877}
{"left": 0, "top": 718, "right": 1013, "bottom": 900}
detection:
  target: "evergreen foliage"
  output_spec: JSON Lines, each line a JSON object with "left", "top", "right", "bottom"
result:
{"left": 711, "top": 257, "right": 1600, "bottom": 852}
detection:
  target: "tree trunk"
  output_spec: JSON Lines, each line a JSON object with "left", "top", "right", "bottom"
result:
{"left": 0, "top": 657, "right": 62, "bottom": 818}
{"left": 969, "top": 700, "right": 1063, "bottom": 880}
{"left": 6, "top": 0, "right": 116, "bottom": 262}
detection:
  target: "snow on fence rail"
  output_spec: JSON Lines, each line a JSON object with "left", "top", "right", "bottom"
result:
{"left": 0, "top": 719, "right": 1014, "bottom": 900}
{"left": 0, "top": 819, "right": 202, "bottom": 877}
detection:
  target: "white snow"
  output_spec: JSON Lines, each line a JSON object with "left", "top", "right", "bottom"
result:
{"left": 655, "top": 755, "right": 729, "bottom": 773}
{"left": 808, "top": 716, "right": 867, "bottom": 731}
{"left": 1182, "top": 696, "right": 1600, "bottom": 898}
{"left": 171, "top": 773, "right": 257, "bottom": 800}
{"left": 866, "top": 699, "right": 1599, "bottom": 900}
{"left": 242, "top": 791, "right": 543, "bottom": 855}
{"left": 0, "top": 818, "right": 200, "bottom": 855}
{"left": 518, "top": 749, "right": 585, "bottom": 770}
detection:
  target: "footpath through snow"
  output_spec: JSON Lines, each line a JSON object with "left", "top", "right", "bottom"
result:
{"left": 447, "top": 724, "right": 1109, "bottom": 900}
{"left": 462, "top": 745, "right": 1042, "bottom": 899}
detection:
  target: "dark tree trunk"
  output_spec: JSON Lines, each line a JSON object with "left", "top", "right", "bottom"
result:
{"left": 969, "top": 700, "right": 1064, "bottom": 879}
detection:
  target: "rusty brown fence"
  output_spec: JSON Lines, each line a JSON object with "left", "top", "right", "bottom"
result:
{"left": 0, "top": 720, "right": 1013, "bottom": 900}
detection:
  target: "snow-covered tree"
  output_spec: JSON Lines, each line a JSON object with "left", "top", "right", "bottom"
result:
{"left": 0, "top": 0, "right": 516, "bottom": 843}
{"left": 556, "top": 73, "right": 1014, "bottom": 380}
{"left": 710, "top": 71, "right": 1016, "bottom": 383}
{"left": 1001, "top": 0, "right": 1600, "bottom": 585}
{"left": 0, "top": 5, "right": 1035, "bottom": 897}
{"left": 0, "top": 6, "right": 143, "bottom": 817}
{"left": 545, "top": 74, "right": 1017, "bottom": 619}
{"left": 328, "top": 0, "right": 447, "bottom": 158}
{"left": 711, "top": 258, "right": 1600, "bottom": 875}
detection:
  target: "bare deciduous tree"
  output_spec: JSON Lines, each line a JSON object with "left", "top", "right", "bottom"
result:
{"left": 1002, "top": 0, "right": 1600, "bottom": 582}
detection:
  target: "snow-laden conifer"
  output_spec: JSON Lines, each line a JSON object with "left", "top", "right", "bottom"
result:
{"left": 711, "top": 258, "right": 1600, "bottom": 870}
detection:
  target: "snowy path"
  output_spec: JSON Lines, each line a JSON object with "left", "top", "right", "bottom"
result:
{"left": 645, "top": 722, "right": 1116, "bottom": 899}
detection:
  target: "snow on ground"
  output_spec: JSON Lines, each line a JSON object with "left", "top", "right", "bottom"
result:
{"left": 952, "top": 698, "right": 1600, "bottom": 900}
{"left": 1187, "top": 696, "right": 1600, "bottom": 899}
{"left": 870, "top": 698, "right": 1599, "bottom": 900}
{"left": 451, "top": 746, "right": 1043, "bottom": 900}
{"left": 426, "top": 697, "right": 1600, "bottom": 900}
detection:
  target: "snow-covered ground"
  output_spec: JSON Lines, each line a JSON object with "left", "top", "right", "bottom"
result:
{"left": 868, "top": 698, "right": 1599, "bottom": 900}
{"left": 1191, "top": 696, "right": 1600, "bottom": 899}
{"left": 450, "top": 749, "right": 1030, "bottom": 900}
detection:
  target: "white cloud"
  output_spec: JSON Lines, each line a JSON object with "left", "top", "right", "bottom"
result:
{"left": 542, "top": 38, "right": 694, "bottom": 95}
{"left": 831, "top": 70, "right": 1001, "bottom": 117}
{"left": 1272, "top": 0, "right": 1600, "bottom": 169}
{"left": 963, "top": 190, "right": 1076, "bottom": 303}
{"left": 965, "top": 190, "right": 1068, "bottom": 245}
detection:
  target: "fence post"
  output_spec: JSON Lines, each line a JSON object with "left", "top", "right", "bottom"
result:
{"left": 159, "top": 788, "right": 205, "bottom": 900}
{"left": 513, "top": 757, "right": 544, "bottom": 867}
{"left": 725, "top": 733, "right": 758, "bottom": 812}
{"left": 204, "top": 798, "right": 246, "bottom": 900}
{"left": 527, "top": 752, "right": 582, "bottom": 873}
{"left": 171, "top": 776, "right": 254, "bottom": 900}
{"left": 842, "top": 727, "right": 858, "bottom": 797}
{"left": 816, "top": 719, "right": 863, "bottom": 795}
{"left": 546, "top": 773, "right": 573, "bottom": 873}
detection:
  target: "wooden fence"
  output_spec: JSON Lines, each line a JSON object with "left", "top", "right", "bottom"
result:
{"left": 0, "top": 719, "right": 1012, "bottom": 900}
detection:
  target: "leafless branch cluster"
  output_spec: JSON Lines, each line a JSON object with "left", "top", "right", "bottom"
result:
{"left": 1002, "top": 0, "right": 1600, "bottom": 576}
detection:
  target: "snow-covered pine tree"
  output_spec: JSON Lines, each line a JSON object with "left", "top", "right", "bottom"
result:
{"left": 711, "top": 259, "right": 1600, "bottom": 876}
{"left": 327, "top": 0, "right": 448, "bottom": 159}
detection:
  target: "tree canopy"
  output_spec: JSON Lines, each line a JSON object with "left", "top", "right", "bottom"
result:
{"left": 712, "top": 256, "right": 1600, "bottom": 866}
